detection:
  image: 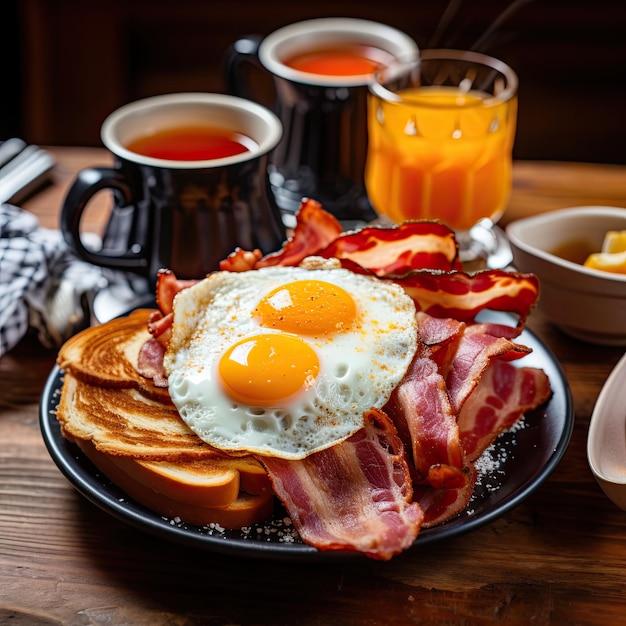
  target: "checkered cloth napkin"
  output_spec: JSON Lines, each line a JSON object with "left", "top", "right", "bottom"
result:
{"left": 0, "top": 203, "right": 115, "bottom": 358}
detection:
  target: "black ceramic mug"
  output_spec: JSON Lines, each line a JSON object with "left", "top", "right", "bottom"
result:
{"left": 61, "top": 93, "right": 286, "bottom": 281}
{"left": 223, "top": 18, "right": 418, "bottom": 225}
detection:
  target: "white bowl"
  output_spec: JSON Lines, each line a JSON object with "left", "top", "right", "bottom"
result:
{"left": 506, "top": 206, "right": 626, "bottom": 345}
{"left": 587, "top": 352, "right": 626, "bottom": 510}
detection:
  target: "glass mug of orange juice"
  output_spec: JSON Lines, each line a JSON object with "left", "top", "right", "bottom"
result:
{"left": 223, "top": 18, "right": 418, "bottom": 225}
{"left": 366, "top": 49, "right": 518, "bottom": 266}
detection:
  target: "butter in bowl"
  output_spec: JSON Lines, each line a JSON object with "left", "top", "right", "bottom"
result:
{"left": 506, "top": 206, "right": 626, "bottom": 345}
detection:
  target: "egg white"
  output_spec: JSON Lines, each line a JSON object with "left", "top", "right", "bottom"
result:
{"left": 164, "top": 260, "right": 417, "bottom": 460}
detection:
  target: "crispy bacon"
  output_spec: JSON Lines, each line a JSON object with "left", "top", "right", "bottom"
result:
{"left": 219, "top": 200, "right": 463, "bottom": 276}
{"left": 383, "top": 312, "right": 549, "bottom": 531}
{"left": 384, "top": 343, "right": 466, "bottom": 487}
{"left": 219, "top": 248, "right": 263, "bottom": 272}
{"left": 459, "top": 360, "right": 552, "bottom": 462}
{"left": 393, "top": 269, "right": 539, "bottom": 328}
{"left": 137, "top": 337, "right": 168, "bottom": 387}
{"left": 260, "top": 409, "right": 424, "bottom": 561}
{"left": 384, "top": 314, "right": 532, "bottom": 486}
{"left": 219, "top": 199, "right": 342, "bottom": 271}
{"left": 414, "top": 465, "right": 477, "bottom": 527}
{"left": 427, "top": 318, "right": 532, "bottom": 415}
{"left": 145, "top": 310, "right": 171, "bottom": 339}
{"left": 155, "top": 269, "right": 198, "bottom": 315}
{"left": 317, "top": 221, "right": 461, "bottom": 274}
{"left": 411, "top": 360, "right": 551, "bottom": 527}
{"left": 255, "top": 198, "right": 343, "bottom": 268}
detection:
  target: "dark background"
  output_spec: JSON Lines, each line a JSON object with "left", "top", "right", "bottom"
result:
{"left": 3, "top": 0, "right": 625, "bottom": 164}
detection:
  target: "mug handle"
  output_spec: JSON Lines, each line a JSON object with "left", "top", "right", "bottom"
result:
{"left": 221, "top": 35, "right": 273, "bottom": 105}
{"left": 61, "top": 166, "right": 149, "bottom": 274}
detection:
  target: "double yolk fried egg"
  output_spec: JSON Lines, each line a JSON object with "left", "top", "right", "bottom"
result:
{"left": 164, "top": 260, "right": 418, "bottom": 460}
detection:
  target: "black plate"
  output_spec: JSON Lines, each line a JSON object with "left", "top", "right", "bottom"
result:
{"left": 40, "top": 311, "right": 573, "bottom": 561}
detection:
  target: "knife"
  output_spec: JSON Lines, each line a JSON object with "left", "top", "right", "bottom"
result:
{"left": 0, "top": 139, "right": 56, "bottom": 205}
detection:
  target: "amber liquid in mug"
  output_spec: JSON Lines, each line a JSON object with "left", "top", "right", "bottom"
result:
{"left": 283, "top": 44, "right": 395, "bottom": 77}
{"left": 126, "top": 126, "right": 255, "bottom": 161}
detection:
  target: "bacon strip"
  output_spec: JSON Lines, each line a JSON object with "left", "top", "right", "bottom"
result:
{"left": 414, "top": 361, "right": 551, "bottom": 527}
{"left": 218, "top": 248, "right": 262, "bottom": 273}
{"left": 155, "top": 269, "right": 198, "bottom": 315}
{"left": 385, "top": 314, "right": 532, "bottom": 481}
{"left": 318, "top": 221, "right": 461, "bottom": 274}
{"left": 254, "top": 198, "right": 343, "bottom": 268}
{"left": 429, "top": 319, "right": 532, "bottom": 415}
{"left": 384, "top": 342, "right": 466, "bottom": 487}
{"left": 414, "top": 465, "right": 477, "bottom": 527}
{"left": 137, "top": 338, "right": 168, "bottom": 387}
{"left": 394, "top": 270, "right": 540, "bottom": 328}
{"left": 459, "top": 360, "right": 552, "bottom": 462}
{"left": 383, "top": 311, "right": 547, "bottom": 528}
{"left": 260, "top": 409, "right": 424, "bottom": 561}
{"left": 219, "top": 200, "right": 464, "bottom": 276}
{"left": 415, "top": 312, "right": 465, "bottom": 347}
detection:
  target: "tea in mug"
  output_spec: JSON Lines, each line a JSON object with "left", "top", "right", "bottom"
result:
{"left": 283, "top": 44, "right": 396, "bottom": 77}
{"left": 125, "top": 126, "right": 256, "bottom": 161}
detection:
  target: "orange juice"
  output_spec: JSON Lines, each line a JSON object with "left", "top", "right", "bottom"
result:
{"left": 366, "top": 86, "right": 517, "bottom": 231}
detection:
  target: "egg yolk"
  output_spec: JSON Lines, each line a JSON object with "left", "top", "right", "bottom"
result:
{"left": 254, "top": 280, "right": 357, "bottom": 335}
{"left": 218, "top": 333, "right": 320, "bottom": 406}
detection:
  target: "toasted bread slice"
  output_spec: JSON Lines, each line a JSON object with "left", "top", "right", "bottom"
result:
{"left": 57, "top": 308, "right": 170, "bottom": 403}
{"left": 57, "top": 369, "right": 272, "bottom": 494}
{"left": 57, "top": 371, "right": 214, "bottom": 460}
{"left": 76, "top": 439, "right": 275, "bottom": 528}
{"left": 102, "top": 453, "right": 272, "bottom": 507}
{"left": 55, "top": 310, "right": 274, "bottom": 527}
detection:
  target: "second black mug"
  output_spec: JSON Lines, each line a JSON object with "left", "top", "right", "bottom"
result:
{"left": 223, "top": 18, "right": 419, "bottom": 225}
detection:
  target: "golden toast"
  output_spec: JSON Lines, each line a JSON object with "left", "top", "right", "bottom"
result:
{"left": 57, "top": 308, "right": 171, "bottom": 403}
{"left": 75, "top": 438, "right": 274, "bottom": 528}
{"left": 55, "top": 309, "right": 274, "bottom": 528}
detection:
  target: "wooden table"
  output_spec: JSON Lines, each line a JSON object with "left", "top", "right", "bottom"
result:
{"left": 2, "top": 148, "right": 626, "bottom": 625}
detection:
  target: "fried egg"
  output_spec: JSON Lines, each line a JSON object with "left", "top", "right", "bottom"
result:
{"left": 164, "top": 259, "right": 417, "bottom": 460}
